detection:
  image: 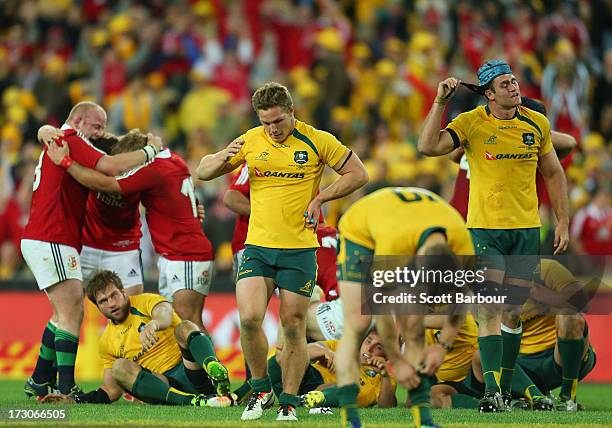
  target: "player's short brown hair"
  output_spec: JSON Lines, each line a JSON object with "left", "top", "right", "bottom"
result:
{"left": 86, "top": 270, "right": 124, "bottom": 304}
{"left": 251, "top": 82, "right": 293, "bottom": 112}
{"left": 111, "top": 129, "right": 147, "bottom": 155}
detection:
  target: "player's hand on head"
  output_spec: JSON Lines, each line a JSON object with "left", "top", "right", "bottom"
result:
{"left": 40, "top": 393, "right": 76, "bottom": 404}
{"left": 223, "top": 138, "right": 244, "bottom": 160}
{"left": 437, "top": 77, "right": 461, "bottom": 102}
{"left": 38, "top": 125, "right": 63, "bottom": 146}
{"left": 553, "top": 223, "right": 569, "bottom": 255}
{"left": 46, "top": 140, "right": 70, "bottom": 165}
{"left": 139, "top": 320, "right": 159, "bottom": 351}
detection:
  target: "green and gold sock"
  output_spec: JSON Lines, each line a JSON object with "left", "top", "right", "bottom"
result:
{"left": 187, "top": 331, "right": 218, "bottom": 366}
{"left": 500, "top": 323, "right": 522, "bottom": 394}
{"left": 338, "top": 383, "right": 360, "bottom": 425}
{"left": 408, "top": 374, "right": 434, "bottom": 427}
{"left": 478, "top": 335, "right": 502, "bottom": 394}
{"left": 558, "top": 337, "right": 585, "bottom": 400}
{"left": 132, "top": 370, "right": 195, "bottom": 405}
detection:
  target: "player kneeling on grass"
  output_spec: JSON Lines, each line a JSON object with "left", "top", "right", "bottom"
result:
{"left": 269, "top": 329, "right": 397, "bottom": 412}
{"left": 41, "top": 270, "right": 233, "bottom": 407}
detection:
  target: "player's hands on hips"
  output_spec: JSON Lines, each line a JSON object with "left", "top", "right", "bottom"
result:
{"left": 40, "top": 393, "right": 76, "bottom": 404}
{"left": 46, "top": 140, "right": 70, "bottom": 165}
{"left": 139, "top": 320, "right": 159, "bottom": 351}
{"left": 436, "top": 77, "right": 461, "bottom": 102}
{"left": 388, "top": 358, "right": 420, "bottom": 390}
{"left": 553, "top": 221, "right": 569, "bottom": 254}
{"left": 223, "top": 138, "right": 244, "bottom": 161}
{"left": 304, "top": 197, "right": 322, "bottom": 231}
{"left": 419, "top": 343, "right": 447, "bottom": 375}
{"left": 38, "top": 125, "right": 63, "bottom": 146}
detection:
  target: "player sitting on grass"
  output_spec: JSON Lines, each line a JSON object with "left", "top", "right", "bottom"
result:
{"left": 40, "top": 270, "right": 232, "bottom": 407}
{"left": 269, "top": 329, "right": 396, "bottom": 410}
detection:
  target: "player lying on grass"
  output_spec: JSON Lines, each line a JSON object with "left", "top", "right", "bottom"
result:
{"left": 429, "top": 259, "right": 596, "bottom": 411}
{"left": 269, "top": 329, "right": 396, "bottom": 409}
{"left": 41, "top": 270, "right": 233, "bottom": 407}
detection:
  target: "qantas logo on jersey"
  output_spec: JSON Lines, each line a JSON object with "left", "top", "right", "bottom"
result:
{"left": 254, "top": 168, "right": 305, "bottom": 179}
{"left": 485, "top": 152, "right": 534, "bottom": 160}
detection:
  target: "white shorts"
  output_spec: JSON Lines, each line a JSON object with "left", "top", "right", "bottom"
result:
{"left": 21, "top": 239, "right": 82, "bottom": 290}
{"left": 157, "top": 256, "right": 214, "bottom": 301}
{"left": 80, "top": 246, "right": 143, "bottom": 289}
{"left": 316, "top": 298, "right": 344, "bottom": 340}
{"left": 232, "top": 249, "right": 245, "bottom": 283}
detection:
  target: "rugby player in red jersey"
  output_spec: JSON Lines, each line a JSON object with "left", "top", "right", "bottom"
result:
{"left": 44, "top": 130, "right": 231, "bottom": 397}
{"left": 22, "top": 102, "right": 162, "bottom": 398}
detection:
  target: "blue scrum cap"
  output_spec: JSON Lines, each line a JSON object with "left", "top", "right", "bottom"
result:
{"left": 477, "top": 60, "right": 512, "bottom": 87}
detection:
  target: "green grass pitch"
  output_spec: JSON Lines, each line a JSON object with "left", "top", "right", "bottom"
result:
{"left": 0, "top": 380, "right": 611, "bottom": 427}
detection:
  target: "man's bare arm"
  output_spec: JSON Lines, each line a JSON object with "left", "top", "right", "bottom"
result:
{"left": 551, "top": 131, "right": 577, "bottom": 160}
{"left": 224, "top": 189, "right": 251, "bottom": 216}
{"left": 304, "top": 150, "right": 368, "bottom": 228}
{"left": 46, "top": 140, "right": 121, "bottom": 193}
{"left": 96, "top": 133, "right": 163, "bottom": 176}
{"left": 418, "top": 77, "right": 461, "bottom": 156}
{"left": 538, "top": 150, "right": 570, "bottom": 254}
{"left": 197, "top": 138, "right": 244, "bottom": 181}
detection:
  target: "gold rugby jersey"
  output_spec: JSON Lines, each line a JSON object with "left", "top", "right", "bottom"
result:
{"left": 338, "top": 187, "right": 474, "bottom": 256}
{"left": 99, "top": 293, "right": 182, "bottom": 373}
{"left": 227, "top": 120, "right": 348, "bottom": 248}
{"left": 446, "top": 105, "right": 553, "bottom": 229}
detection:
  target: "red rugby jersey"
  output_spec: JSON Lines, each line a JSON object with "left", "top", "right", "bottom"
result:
{"left": 22, "top": 126, "right": 104, "bottom": 250}
{"left": 117, "top": 150, "right": 213, "bottom": 261}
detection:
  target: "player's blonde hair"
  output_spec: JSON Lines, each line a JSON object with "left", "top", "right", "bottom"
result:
{"left": 86, "top": 270, "right": 124, "bottom": 304}
{"left": 111, "top": 129, "right": 147, "bottom": 155}
{"left": 251, "top": 82, "right": 293, "bottom": 112}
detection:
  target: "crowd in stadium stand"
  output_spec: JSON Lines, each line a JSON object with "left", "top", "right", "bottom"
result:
{"left": 0, "top": 0, "right": 610, "bottom": 280}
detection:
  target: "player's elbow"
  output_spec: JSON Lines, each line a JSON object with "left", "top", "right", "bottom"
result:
{"left": 417, "top": 139, "right": 437, "bottom": 156}
{"left": 354, "top": 166, "right": 369, "bottom": 188}
{"left": 196, "top": 160, "right": 214, "bottom": 181}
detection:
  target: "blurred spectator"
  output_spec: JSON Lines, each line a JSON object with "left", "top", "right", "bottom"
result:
{"left": 570, "top": 182, "right": 612, "bottom": 256}
{"left": 542, "top": 38, "right": 590, "bottom": 139}
{"left": 591, "top": 49, "right": 612, "bottom": 141}
{"left": 107, "top": 75, "right": 163, "bottom": 135}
